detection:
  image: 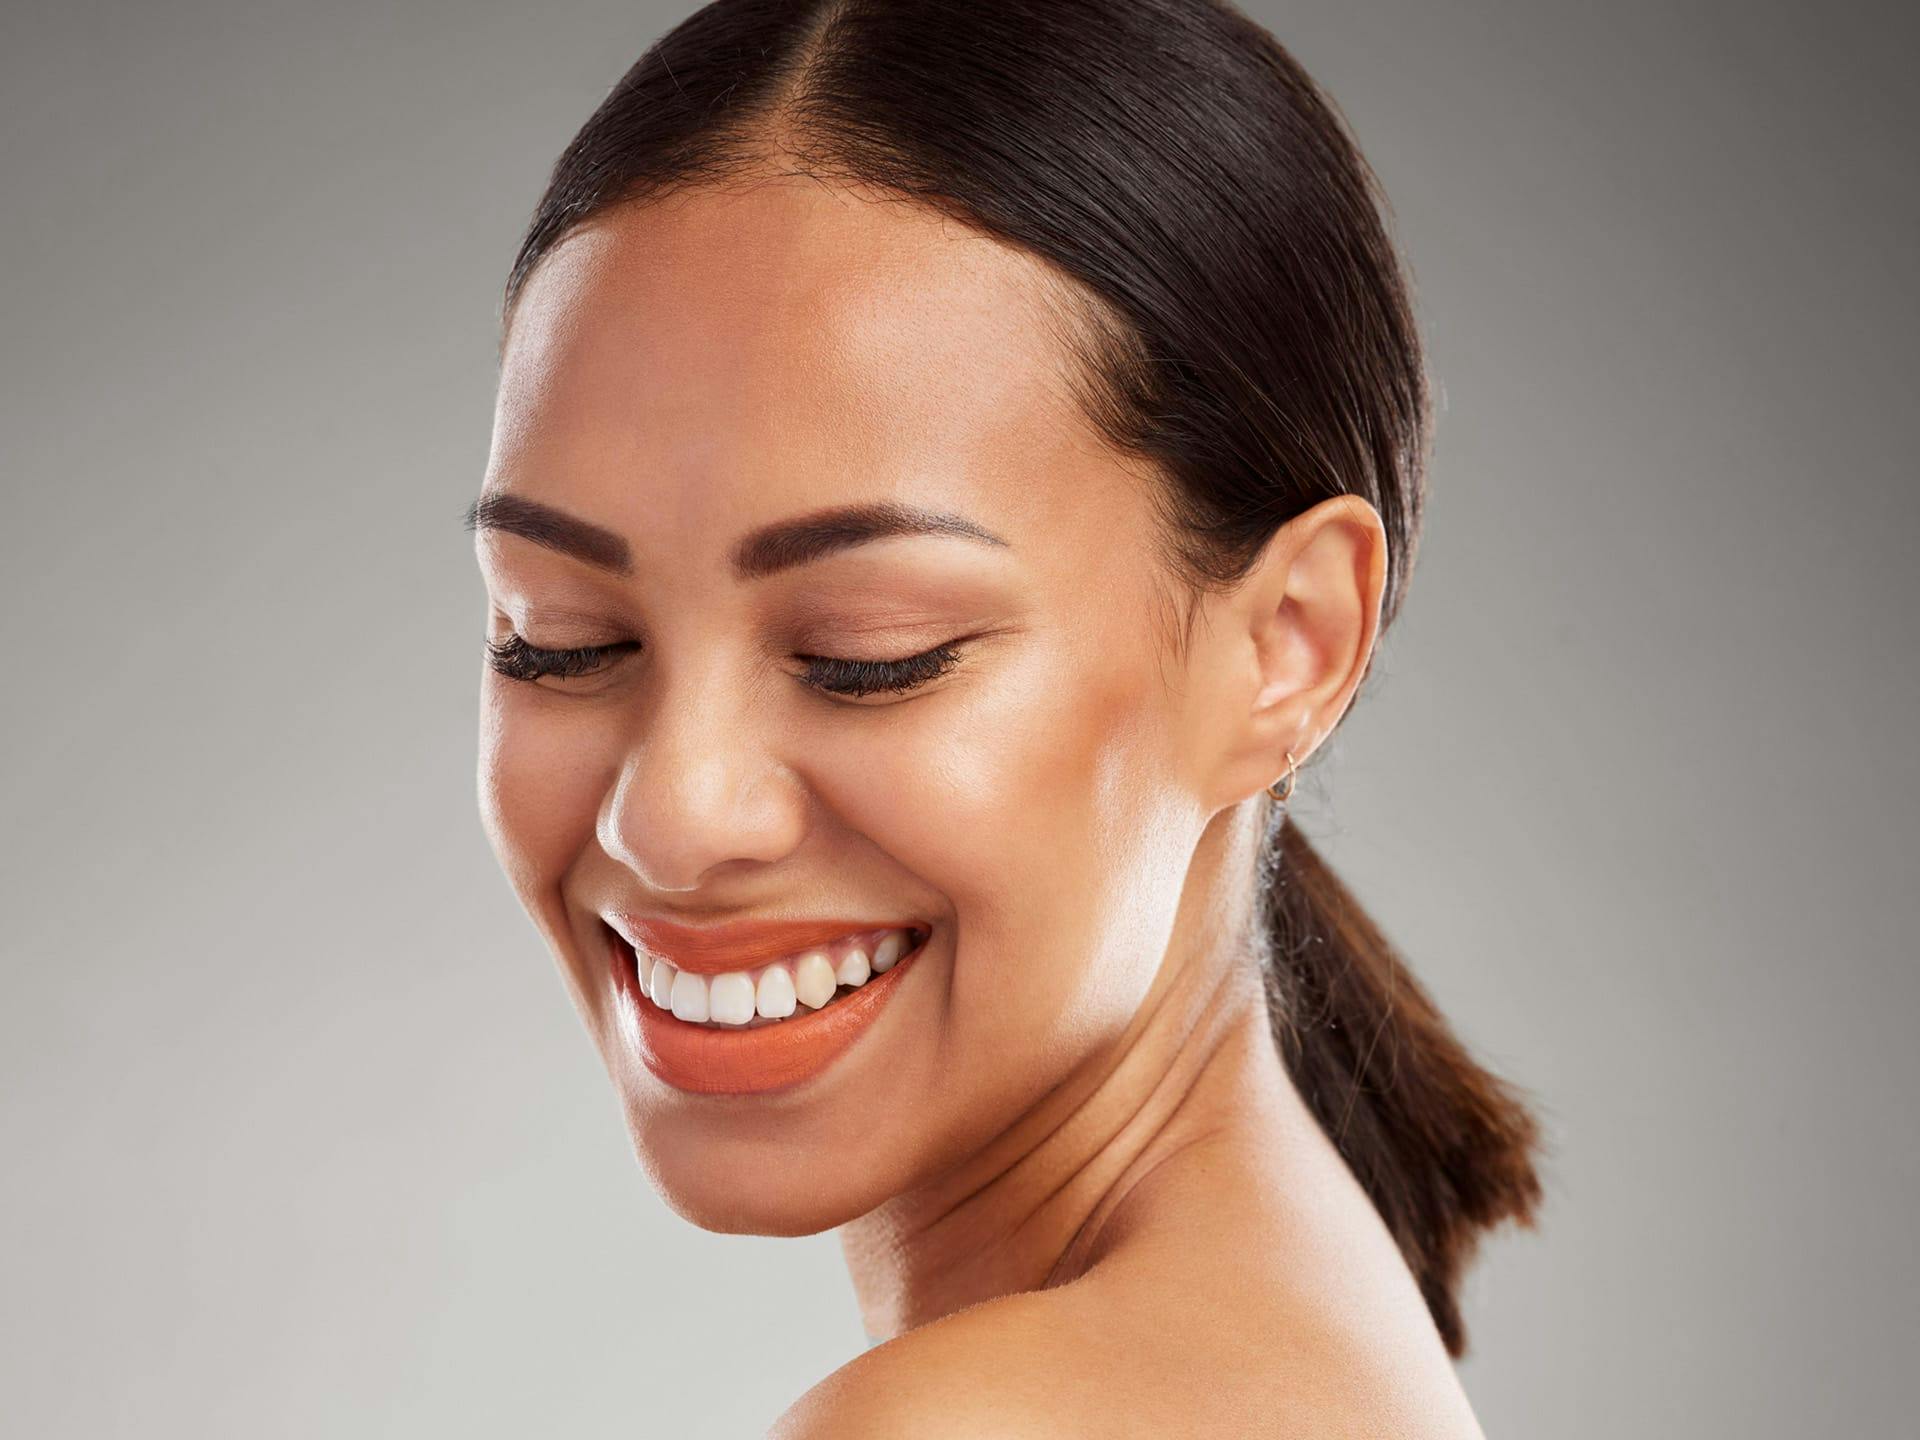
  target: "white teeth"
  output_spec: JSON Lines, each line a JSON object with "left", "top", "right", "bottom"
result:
{"left": 835, "top": 946, "right": 871, "bottom": 987}
{"left": 793, "top": 950, "right": 838, "bottom": 1009}
{"left": 709, "top": 971, "right": 756, "bottom": 1025}
{"left": 871, "top": 931, "right": 906, "bottom": 973}
{"left": 630, "top": 927, "right": 922, "bottom": 1026}
{"left": 669, "top": 968, "right": 710, "bottom": 1023}
{"left": 756, "top": 964, "right": 798, "bottom": 1019}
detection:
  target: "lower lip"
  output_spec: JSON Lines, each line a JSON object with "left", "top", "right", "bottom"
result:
{"left": 609, "top": 927, "right": 928, "bottom": 1096}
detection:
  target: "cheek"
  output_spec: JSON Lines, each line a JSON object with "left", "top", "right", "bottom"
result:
{"left": 477, "top": 684, "right": 616, "bottom": 905}
{"left": 811, "top": 635, "right": 1186, "bottom": 1059}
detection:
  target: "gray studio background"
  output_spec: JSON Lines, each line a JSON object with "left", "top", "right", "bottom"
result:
{"left": 3, "top": 2, "right": 1914, "bottom": 1435}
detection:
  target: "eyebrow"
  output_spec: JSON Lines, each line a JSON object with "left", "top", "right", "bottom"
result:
{"left": 464, "top": 492, "right": 632, "bottom": 572}
{"left": 465, "top": 494, "right": 1010, "bottom": 580}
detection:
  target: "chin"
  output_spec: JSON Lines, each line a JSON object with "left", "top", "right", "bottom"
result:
{"left": 617, "top": 1105, "right": 887, "bottom": 1237}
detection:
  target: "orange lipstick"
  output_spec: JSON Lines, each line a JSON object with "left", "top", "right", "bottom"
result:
{"left": 605, "top": 916, "right": 930, "bottom": 1095}
{"left": 616, "top": 914, "right": 917, "bottom": 975}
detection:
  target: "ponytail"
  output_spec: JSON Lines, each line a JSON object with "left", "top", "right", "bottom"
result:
{"left": 1257, "top": 811, "right": 1542, "bottom": 1356}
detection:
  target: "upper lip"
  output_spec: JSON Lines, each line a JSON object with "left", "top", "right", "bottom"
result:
{"left": 607, "top": 913, "right": 925, "bottom": 975}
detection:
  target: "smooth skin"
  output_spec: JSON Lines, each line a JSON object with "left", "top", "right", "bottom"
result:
{"left": 474, "top": 165, "right": 1483, "bottom": 1437}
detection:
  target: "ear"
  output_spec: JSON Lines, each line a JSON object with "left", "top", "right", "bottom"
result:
{"left": 1193, "top": 495, "right": 1388, "bottom": 812}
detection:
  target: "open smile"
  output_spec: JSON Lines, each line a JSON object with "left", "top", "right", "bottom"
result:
{"left": 606, "top": 923, "right": 932, "bottom": 1095}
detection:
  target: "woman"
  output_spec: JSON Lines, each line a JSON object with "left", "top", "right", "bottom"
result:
{"left": 468, "top": 0, "right": 1542, "bottom": 1432}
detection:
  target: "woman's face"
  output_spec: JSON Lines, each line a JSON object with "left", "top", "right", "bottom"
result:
{"left": 475, "top": 176, "right": 1228, "bottom": 1232}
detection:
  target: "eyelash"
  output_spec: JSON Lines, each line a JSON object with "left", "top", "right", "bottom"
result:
{"left": 483, "top": 632, "right": 965, "bottom": 698}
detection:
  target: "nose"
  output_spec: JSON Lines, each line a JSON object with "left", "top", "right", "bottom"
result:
{"left": 595, "top": 668, "right": 805, "bottom": 892}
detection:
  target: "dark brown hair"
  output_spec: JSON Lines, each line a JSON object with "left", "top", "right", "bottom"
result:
{"left": 501, "top": 0, "right": 1541, "bottom": 1355}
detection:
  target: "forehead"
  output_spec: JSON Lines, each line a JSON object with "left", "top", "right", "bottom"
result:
{"left": 485, "top": 174, "right": 1151, "bottom": 569}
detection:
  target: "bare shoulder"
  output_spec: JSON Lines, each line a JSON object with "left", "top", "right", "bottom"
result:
{"left": 768, "top": 1288, "right": 1087, "bottom": 1440}
{"left": 768, "top": 1256, "right": 1481, "bottom": 1439}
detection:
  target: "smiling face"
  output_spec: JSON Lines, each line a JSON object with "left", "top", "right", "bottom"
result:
{"left": 474, "top": 174, "right": 1228, "bottom": 1232}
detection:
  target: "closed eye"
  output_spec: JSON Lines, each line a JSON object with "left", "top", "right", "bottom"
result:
{"left": 484, "top": 632, "right": 967, "bottom": 698}
{"left": 484, "top": 632, "right": 635, "bottom": 682}
{"left": 796, "top": 641, "right": 965, "bottom": 698}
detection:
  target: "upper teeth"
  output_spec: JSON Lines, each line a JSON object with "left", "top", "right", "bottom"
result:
{"left": 637, "top": 927, "right": 917, "bottom": 1027}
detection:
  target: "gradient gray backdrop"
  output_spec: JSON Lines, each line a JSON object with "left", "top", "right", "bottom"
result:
{"left": 3, "top": 2, "right": 1914, "bottom": 1435}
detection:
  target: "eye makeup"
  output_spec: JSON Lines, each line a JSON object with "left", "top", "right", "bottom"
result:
{"left": 484, "top": 630, "right": 971, "bottom": 698}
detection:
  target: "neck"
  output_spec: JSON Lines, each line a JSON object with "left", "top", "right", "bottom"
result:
{"left": 837, "top": 802, "right": 1307, "bottom": 1340}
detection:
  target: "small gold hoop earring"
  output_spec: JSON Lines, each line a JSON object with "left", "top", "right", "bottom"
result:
{"left": 1265, "top": 750, "right": 1299, "bottom": 805}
